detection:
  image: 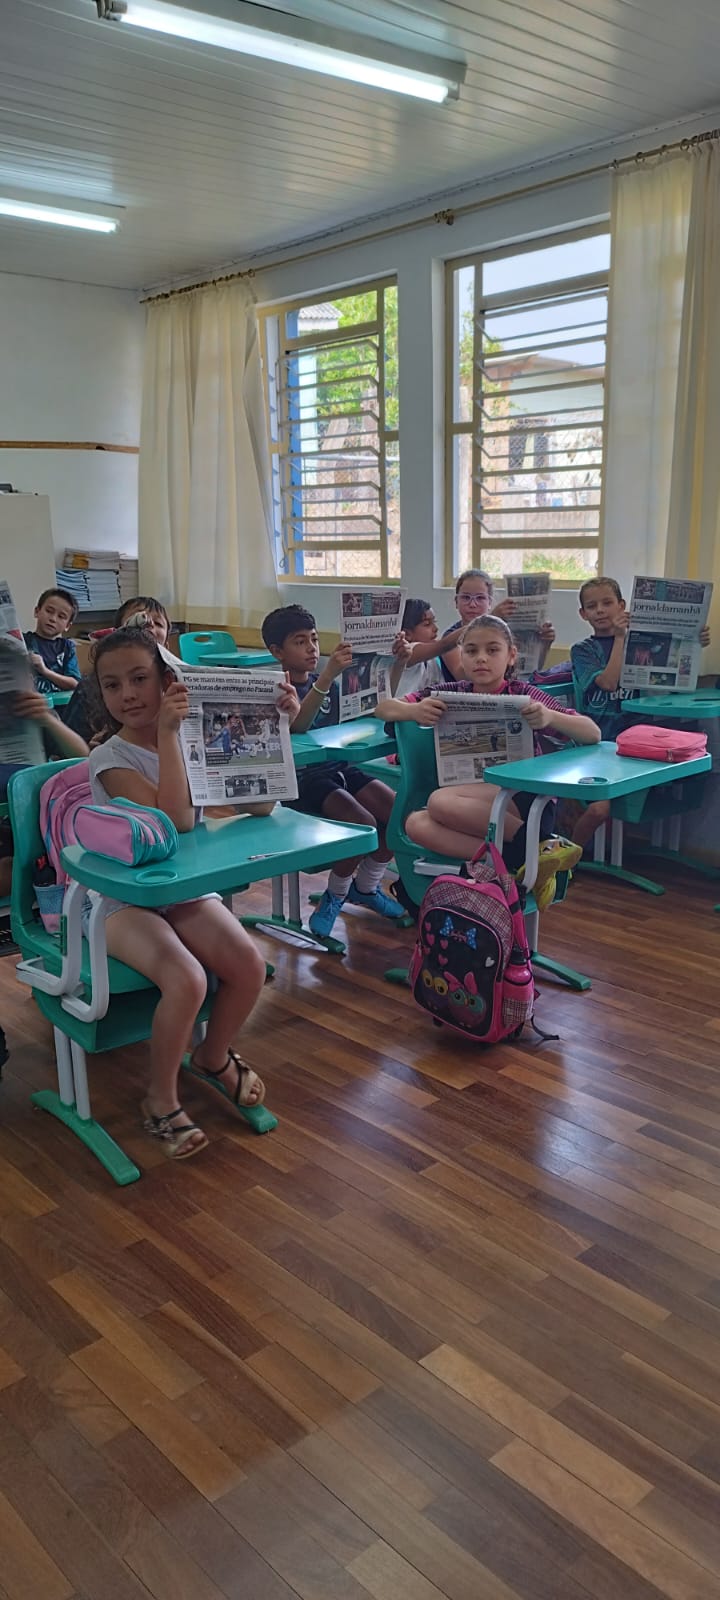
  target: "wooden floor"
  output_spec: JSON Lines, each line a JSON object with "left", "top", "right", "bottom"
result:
{"left": 1, "top": 866, "right": 720, "bottom": 1600}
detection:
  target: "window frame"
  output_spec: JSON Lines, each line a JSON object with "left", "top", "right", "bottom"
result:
{"left": 444, "top": 223, "right": 609, "bottom": 588}
{"left": 258, "top": 276, "right": 399, "bottom": 584}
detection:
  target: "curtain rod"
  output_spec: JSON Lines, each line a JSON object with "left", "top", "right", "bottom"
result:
{"left": 141, "top": 122, "right": 720, "bottom": 306}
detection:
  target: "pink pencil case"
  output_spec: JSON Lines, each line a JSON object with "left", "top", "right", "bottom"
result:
{"left": 616, "top": 725, "right": 708, "bottom": 763}
{"left": 68, "top": 799, "right": 179, "bottom": 863}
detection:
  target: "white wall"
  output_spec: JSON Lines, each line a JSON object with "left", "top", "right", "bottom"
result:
{"left": 0, "top": 273, "right": 144, "bottom": 559}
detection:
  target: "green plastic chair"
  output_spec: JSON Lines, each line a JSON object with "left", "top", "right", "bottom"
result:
{"left": 7, "top": 761, "right": 275, "bottom": 1187}
{"left": 384, "top": 722, "right": 587, "bottom": 991}
{"left": 178, "top": 630, "right": 238, "bottom": 664}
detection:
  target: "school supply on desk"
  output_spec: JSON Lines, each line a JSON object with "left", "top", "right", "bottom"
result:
{"left": 616, "top": 725, "right": 708, "bottom": 763}
{"left": 408, "top": 841, "right": 536, "bottom": 1043}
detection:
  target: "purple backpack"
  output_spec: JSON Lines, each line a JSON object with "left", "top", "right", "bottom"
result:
{"left": 408, "top": 841, "right": 535, "bottom": 1043}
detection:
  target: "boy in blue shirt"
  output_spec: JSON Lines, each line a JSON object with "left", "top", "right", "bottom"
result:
{"left": 261, "top": 604, "right": 406, "bottom": 940}
{"left": 570, "top": 575, "right": 710, "bottom": 848}
{"left": 23, "top": 588, "right": 81, "bottom": 695}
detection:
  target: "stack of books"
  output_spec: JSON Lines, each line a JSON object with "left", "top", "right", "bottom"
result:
{"left": 57, "top": 548, "right": 123, "bottom": 611}
{"left": 118, "top": 555, "right": 140, "bottom": 603}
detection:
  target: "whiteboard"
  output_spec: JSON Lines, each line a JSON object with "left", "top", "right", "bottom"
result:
{"left": 0, "top": 494, "right": 56, "bottom": 633}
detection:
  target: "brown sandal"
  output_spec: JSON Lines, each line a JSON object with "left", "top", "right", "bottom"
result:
{"left": 142, "top": 1102, "right": 208, "bottom": 1160}
{"left": 190, "top": 1048, "right": 266, "bottom": 1108}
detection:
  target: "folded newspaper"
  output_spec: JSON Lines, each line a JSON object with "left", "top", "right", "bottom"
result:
{"left": 177, "top": 667, "right": 298, "bottom": 807}
{"left": 433, "top": 693, "right": 533, "bottom": 787}
{"left": 620, "top": 576, "right": 713, "bottom": 693}
{"left": 339, "top": 586, "right": 406, "bottom": 654}
{"left": 0, "top": 579, "right": 45, "bottom": 768}
{"left": 505, "top": 571, "right": 550, "bottom": 675}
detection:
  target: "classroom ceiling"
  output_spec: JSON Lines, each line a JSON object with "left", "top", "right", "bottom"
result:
{"left": 2, "top": 0, "right": 720, "bottom": 291}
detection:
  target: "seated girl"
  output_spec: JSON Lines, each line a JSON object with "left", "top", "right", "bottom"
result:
{"left": 376, "top": 615, "right": 600, "bottom": 903}
{"left": 62, "top": 596, "right": 173, "bottom": 746}
{"left": 88, "top": 625, "right": 299, "bottom": 1161}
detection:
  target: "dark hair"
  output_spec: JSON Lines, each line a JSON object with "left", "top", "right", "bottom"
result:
{"left": 114, "top": 595, "right": 171, "bottom": 631}
{"left": 579, "top": 576, "right": 623, "bottom": 609}
{"left": 460, "top": 614, "right": 515, "bottom": 648}
{"left": 261, "top": 604, "right": 317, "bottom": 651}
{"left": 402, "top": 598, "right": 433, "bottom": 632}
{"left": 454, "top": 568, "right": 494, "bottom": 598}
{"left": 36, "top": 587, "right": 78, "bottom": 620}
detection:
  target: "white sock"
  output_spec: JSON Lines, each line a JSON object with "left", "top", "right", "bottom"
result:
{"left": 354, "top": 858, "right": 387, "bottom": 895}
{"left": 327, "top": 870, "right": 353, "bottom": 898}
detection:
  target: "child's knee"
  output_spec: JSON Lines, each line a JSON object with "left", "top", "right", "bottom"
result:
{"left": 163, "top": 950, "right": 207, "bottom": 1006}
{"left": 588, "top": 799, "right": 611, "bottom": 823}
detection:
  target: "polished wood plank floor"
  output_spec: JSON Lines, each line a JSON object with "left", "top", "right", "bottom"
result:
{"left": 1, "top": 867, "right": 720, "bottom": 1599}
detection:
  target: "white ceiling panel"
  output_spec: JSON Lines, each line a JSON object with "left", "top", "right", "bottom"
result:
{"left": 1, "top": 0, "right": 720, "bottom": 288}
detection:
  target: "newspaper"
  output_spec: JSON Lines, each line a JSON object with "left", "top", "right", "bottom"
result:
{"left": 433, "top": 693, "right": 533, "bottom": 787}
{"left": 620, "top": 576, "right": 713, "bottom": 693}
{"left": 339, "top": 587, "right": 406, "bottom": 653}
{"left": 0, "top": 581, "right": 45, "bottom": 766}
{"left": 178, "top": 668, "right": 298, "bottom": 806}
{"left": 338, "top": 653, "right": 391, "bottom": 721}
{"left": 505, "top": 571, "right": 550, "bottom": 675}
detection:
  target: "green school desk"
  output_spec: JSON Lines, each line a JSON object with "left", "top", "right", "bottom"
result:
{"left": 482, "top": 741, "right": 712, "bottom": 986}
{"left": 198, "top": 648, "right": 276, "bottom": 669}
{"left": 240, "top": 719, "right": 398, "bottom": 952}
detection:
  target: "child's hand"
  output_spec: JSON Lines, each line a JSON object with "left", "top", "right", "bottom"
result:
{"left": 325, "top": 641, "right": 354, "bottom": 680}
{"left": 158, "top": 680, "right": 189, "bottom": 733}
{"left": 276, "top": 675, "right": 300, "bottom": 719}
{"left": 522, "top": 699, "right": 551, "bottom": 730}
{"left": 414, "top": 697, "right": 445, "bottom": 726}
{"left": 13, "top": 690, "right": 51, "bottom": 723}
{"left": 28, "top": 651, "right": 45, "bottom": 675}
{"left": 492, "top": 598, "right": 515, "bottom": 621}
{"left": 612, "top": 609, "right": 632, "bottom": 636}
{"left": 701, "top": 625, "right": 711, "bottom": 647}
{"left": 392, "top": 631, "right": 413, "bottom": 664}
{"left": 539, "top": 622, "right": 556, "bottom": 643}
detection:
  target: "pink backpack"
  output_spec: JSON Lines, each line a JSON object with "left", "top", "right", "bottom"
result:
{"left": 408, "top": 841, "right": 536, "bottom": 1043}
{"left": 37, "top": 761, "right": 178, "bottom": 934}
{"left": 616, "top": 724, "right": 708, "bottom": 763}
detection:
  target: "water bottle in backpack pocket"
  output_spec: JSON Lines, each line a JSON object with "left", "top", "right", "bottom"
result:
{"left": 408, "top": 840, "right": 535, "bottom": 1043}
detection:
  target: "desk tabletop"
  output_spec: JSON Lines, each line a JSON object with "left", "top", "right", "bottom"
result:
{"left": 200, "top": 649, "right": 276, "bottom": 668}
{"left": 61, "top": 808, "right": 378, "bottom": 907}
{"left": 292, "top": 718, "right": 395, "bottom": 769}
{"left": 483, "top": 740, "right": 711, "bottom": 799}
{"left": 628, "top": 689, "right": 720, "bottom": 719}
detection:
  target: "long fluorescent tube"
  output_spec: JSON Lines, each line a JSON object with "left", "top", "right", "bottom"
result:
{"left": 98, "top": 0, "right": 463, "bottom": 103}
{"left": 0, "top": 198, "right": 118, "bottom": 233}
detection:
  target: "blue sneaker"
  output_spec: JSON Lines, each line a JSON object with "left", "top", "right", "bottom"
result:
{"left": 308, "top": 889, "right": 346, "bottom": 939}
{"left": 346, "top": 882, "right": 407, "bottom": 920}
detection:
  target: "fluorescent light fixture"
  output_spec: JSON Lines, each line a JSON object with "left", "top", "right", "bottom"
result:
{"left": 95, "top": 0, "right": 464, "bottom": 103}
{"left": 0, "top": 198, "right": 118, "bottom": 233}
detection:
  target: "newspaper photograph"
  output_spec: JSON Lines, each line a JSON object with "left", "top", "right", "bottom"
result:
{"left": 505, "top": 571, "right": 550, "bottom": 675}
{"left": 620, "top": 576, "right": 713, "bottom": 692}
{"left": 338, "top": 653, "right": 388, "bottom": 721}
{"left": 339, "top": 587, "right": 406, "bottom": 653}
{"left": 0, "top": 634, "right": 45, "bottom": 767}
{"left": 433, "top": 693, "right": 533, "bottom": 787}
{"left": 178, "top": 668, "right": 298, "bottom": 806}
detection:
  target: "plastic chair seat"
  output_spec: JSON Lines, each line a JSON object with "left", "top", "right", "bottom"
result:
{"left": 178, "top": 630, "right": 237, "bottom": 665}
{"left": 16, "top": 918, "right": 154, "bottom": 994}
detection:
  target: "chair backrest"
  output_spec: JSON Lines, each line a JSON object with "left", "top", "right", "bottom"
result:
{"left": 7, "top": 759, "right": 82, "bottom": 938}
{"left": 178, "top": 630, "right": 237, "bottom": 664}
{"left": 386, "top": 723, "right": 451, "bottom": 907}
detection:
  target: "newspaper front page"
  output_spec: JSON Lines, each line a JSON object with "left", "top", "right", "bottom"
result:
{"left": 338, "top": 653, "right": 390, "bottom": 721}
{"left": 178, "top": 668, "right": 298, "bottom": 806}
{"left": 433, "top": 693, "right": 533, "bottom": 787}
{"left": 505, "top": 571, "right": 550, "bottom": 675}
{"left": 339, "top": 587, "right": 406, "bottom": 654}
{"left": 620, "top": 576, "right": 713, "bottom": 693}
{"left": 0, "top": 579, "right": 45, "bottom": 766}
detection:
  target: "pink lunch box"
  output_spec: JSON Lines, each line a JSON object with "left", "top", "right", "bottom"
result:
{"left": 616, "top": 724, "right": 708, "bottom": 762}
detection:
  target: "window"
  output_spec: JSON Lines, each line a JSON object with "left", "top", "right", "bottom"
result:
{"left": 446, "top": 227, "right": 610, "bottom": 585}
{"left": 260, "top": 280, "right": 399, "bottom": 582}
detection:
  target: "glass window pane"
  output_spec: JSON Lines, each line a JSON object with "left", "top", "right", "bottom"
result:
{"left": 452, "top": 265, "right": 475, "bottom": 424}
{"left": 483, "top": 233, "right": 610, "bottom": 297}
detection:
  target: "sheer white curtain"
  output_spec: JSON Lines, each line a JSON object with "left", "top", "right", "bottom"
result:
{"left": 603, "top": 141, "right": 720, "bottom": 666}
{"left": 138, "top": 279, "right": 279, "bottom": 629}
{"left": 666, "top": 143, "right": 720, "bottom": 655}
{"left": 601, "top": 151, "right": 693, "bottom": 586}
